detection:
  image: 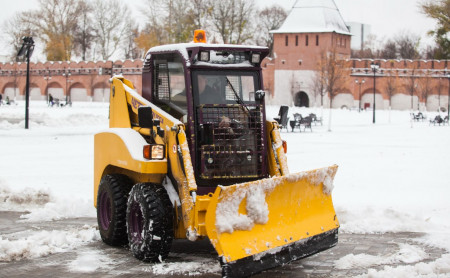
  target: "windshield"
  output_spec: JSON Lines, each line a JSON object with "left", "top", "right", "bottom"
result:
{"left": 193, "top": 71, "right": 259, "bottom": 105}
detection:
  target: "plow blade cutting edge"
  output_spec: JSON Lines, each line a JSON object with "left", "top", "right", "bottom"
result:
{"left": 204, "top": 165, "right": 339, "bottom": 277}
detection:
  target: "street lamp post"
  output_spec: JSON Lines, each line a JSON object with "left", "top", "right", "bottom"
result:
{"left": 355, "top": 79, "right": 365, "bottom": 112}
{"left": 62, "top": 69, "right": 72, "bottom": 104}
{"left": 371, "top": 62, "right": 380, "bottom": 124}
{"left": 447, "top": 73, "right": 449, "bottom": 119}
{"left": 17, "top": 36, "right": 35, "bottom": 129}
{"left": 44, "top": 70, "right": 51, "bottom": 105}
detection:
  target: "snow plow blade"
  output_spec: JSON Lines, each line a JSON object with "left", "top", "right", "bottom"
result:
{"left": 204, "top": 165, "right": 339, "bottom": 277}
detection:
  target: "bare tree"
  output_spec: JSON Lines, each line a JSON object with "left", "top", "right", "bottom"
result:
{"left": 384, "top": 70, "right": 399, "bottom": 108}
{"left": 210, "top": 0, "right": 255, "bottom": 44}
{"left": 92, "top": 0, "right": 131, "bottom": 60}
{"left": 315, "top": 48, "right": 350, "bottom": 130}
{"left": 255, "top": 5, "right": 287, "bottom": 54}
{"left": 140, "top": 0, "right": 203, "bottom": 45}
{"left": 396, "top": 32, "right": 420, "bottom": 59}
{"left": 405, "top": 66, "right": 419, "bottom": 110}
{"left": 380, "top": 40, "right": 397, "bottom": 59}
{"left": 2, "top": 12, "right": 36, "bottom": 62}
{"left": 123, "top": 18, "right": 141, "bottom": 60}
{"left": 19, "top": 0, "right": 82, "bottom": 61}
{"left": 135, "top": 23, "right": 161, "bottom": 55}
{"left": 139, "top": 0, "right": 167, "bottom": 46}
{"left": 436, "top": 77, "right": 445, "bottom": 108}
{"left": 169, "top": 0, "right": 198, "bottom": 43}
{"left": 351, "top": 34, "right": 380, "bottom": 58}
{"left": 73, "top": 0, "right": 95, "bottom": 61}
{"left": 311, "top": 62, "right": 327, "bottom": 107}
{"left": 418, "top": 70, "right": 433, "bottom": 110}
{"left": 320, "top": 48, "right": 350, "bottom": 109}
{"left": 188, "top": 0, "right": 212, "bottom": 29}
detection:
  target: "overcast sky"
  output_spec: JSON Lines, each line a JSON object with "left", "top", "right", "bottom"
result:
{"left": 0, "top": 0, "right": 437, "bottom": 59}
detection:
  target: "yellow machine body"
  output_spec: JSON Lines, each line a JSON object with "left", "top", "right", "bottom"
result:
{"left": 94, "top": 74, "right": 339, "bottom": 277}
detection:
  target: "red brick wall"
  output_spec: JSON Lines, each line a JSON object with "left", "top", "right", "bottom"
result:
{"left": 0, "top": 60, "right": 143, "bottom": 100}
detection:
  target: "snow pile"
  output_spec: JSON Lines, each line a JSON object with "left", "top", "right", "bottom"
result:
{"left": 336, "top": 206, "right": 439, "bottom": 234}
{"left": 0, "top": 180, "right": 94, "bottom": 221}
{"left": 215, "top": 178, "right": 276, "bottom": 234}
{"left": 358, "top": 254, "right": 450, "bottom": 278}
{"left": 335, "top": 243, "right": 428, "bottom": 269}
{"left": 149, "top": 257, "right": 221, "bottom": 275}
{"left": 0, "top": 183, "right": 51, "bottom": 211}
{"left": 0, "top": 101, "right": 108, "bottom": 129}
{"left": 336, "top": 244, "right": 450, "bottom": 277}
{"left": 0, "top": 225, "right": 99, "bottom": 262}
{"left": 285, "top": 165, "right": 336, "bottom": 194}
{"left": 68, "top": 250, "right": 114, "bottom": 273}
{"left": 19, "top": 196, "right": 95, "bottom": 222}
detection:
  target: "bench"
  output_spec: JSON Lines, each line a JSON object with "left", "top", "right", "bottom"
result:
{"left": 289, "top": 113, "right": 312, "bottom": 132}
{"left": 274, "top": 105, "right": 289, "bottom": 131}
{"left": 411, "top": 112, "right": 426, "bottom": 121}
{"left": 300, "top": 116, "right": 313, "bottom": 131}
{"left": 429, "top": 115, "right": 448, "bottom": 126}
{"left": 289, "top": 113, "right": 302, "bottom": 132}
{"left": 309, "top": 113, "right": 323, "bottom": 125}
{"left": 50, "top": 98, "right": 71, "bottom": 107}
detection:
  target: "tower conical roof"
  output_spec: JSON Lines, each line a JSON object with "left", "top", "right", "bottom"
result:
{"left": 271, "top": 0, "right": 350, "bottom": 35}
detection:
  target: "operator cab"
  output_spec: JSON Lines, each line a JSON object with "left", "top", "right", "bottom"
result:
{"left": 142, "top": 37, "right": 269, "bottom": 191}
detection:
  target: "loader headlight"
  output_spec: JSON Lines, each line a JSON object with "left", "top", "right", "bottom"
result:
{"left": 143, "top": 144, "right": 165, "bottom": 160}
{"left": 251, "top": 53, "right": 261, "bottom": 64}
{"left": 199, "top": 51, "right": 210, "bottom": 62}
{"left": 282, "top": 140, "right": 287, "bottom": 153}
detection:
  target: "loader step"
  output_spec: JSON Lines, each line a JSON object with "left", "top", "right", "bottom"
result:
{"left": 220, "top": 228, "right": 338, "bottom": 278}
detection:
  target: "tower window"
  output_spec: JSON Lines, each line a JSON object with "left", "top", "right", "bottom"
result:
{"left": 306, "top": 35, "right": 309, "bottom": 46}
{"left": 295, "top": 35, "right": 298, "bottom": 46}
{"left": 316, "top": 35, "right": 319, "bottom": 46}
{"left": 285, "top": 35, "right": 288, "bottom": 46}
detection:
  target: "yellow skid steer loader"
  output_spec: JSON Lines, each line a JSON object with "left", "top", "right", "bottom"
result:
{"left": 94, "top": 31, "right": 339, "bottom": 277}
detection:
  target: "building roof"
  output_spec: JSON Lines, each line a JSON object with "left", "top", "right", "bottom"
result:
{"left": 271, "top": 0, "right": 351, "bottom": 35}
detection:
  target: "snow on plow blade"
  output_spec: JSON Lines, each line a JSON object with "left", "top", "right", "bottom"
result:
{"left": 205, "top": 165, "right": 340, "bottom": 277}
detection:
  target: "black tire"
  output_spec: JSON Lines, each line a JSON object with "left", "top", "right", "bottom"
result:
{"left": 127, "top": 183, "right": 174, "bottom": 262}
{"left": 97, "top": 174, "right": 132, "bottom": 246}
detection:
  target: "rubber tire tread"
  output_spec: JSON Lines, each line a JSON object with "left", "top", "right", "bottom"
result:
{"left": 97, "top": 174, "right": 132, "bottom": 246}
{"left": 127, "top": 183, "right": 174, "bottom": 262}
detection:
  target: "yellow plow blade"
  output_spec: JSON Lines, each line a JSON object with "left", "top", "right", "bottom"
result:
{"left": 205, "top": 165, "right": 339, "bottom": 277}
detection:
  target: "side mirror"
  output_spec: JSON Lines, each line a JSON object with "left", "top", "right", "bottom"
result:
{"left": 255, "top": 90, "right": 265, "bottom": 101}
{"left": 138, "top": 106, "right": 153, "bottom": 129}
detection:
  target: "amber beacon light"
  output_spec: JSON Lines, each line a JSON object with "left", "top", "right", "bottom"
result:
{"left": 194, "top": 29, "right": 207, "bottom": 43}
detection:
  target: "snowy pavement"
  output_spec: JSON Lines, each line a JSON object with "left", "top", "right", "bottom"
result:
{"left": 0, "top": 211, "right": 447, "bottom": 277}
{"left": 1, "top": 101, "right": 450, "bottom": 277}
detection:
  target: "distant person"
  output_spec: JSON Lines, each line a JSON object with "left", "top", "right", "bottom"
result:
{"left": 0, "top": 93, "right": 2, "bottom": 106}
{"left": 197, "top": 75, "right": 232, "bottom": 131}
{"left": 198, "top": 75, "right": 224, "bottom": 104}
{"left": 49, "top": 94, "right": 54, "bottom": 107}
{"left": 198, "top": 75, "right": 216, "bottom": 103}
{"left": 5, "top": 96, "right": 10, "bottom": 105}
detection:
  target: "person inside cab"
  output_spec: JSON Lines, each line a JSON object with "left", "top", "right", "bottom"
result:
{"left": 197, "top": 75, "right": 224, "bottom": 104}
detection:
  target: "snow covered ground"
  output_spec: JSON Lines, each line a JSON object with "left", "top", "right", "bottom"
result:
{"left": 1, "top": 101, "right": 449, "bottom": 276}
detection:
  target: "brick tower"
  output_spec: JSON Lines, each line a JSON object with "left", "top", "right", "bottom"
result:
{"left": 263, "top": 0, "right": 351, "bottom": 107}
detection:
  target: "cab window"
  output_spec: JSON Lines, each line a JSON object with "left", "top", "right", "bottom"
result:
{"left": 153, "top": 54, "right": 187, "bottom": 118}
